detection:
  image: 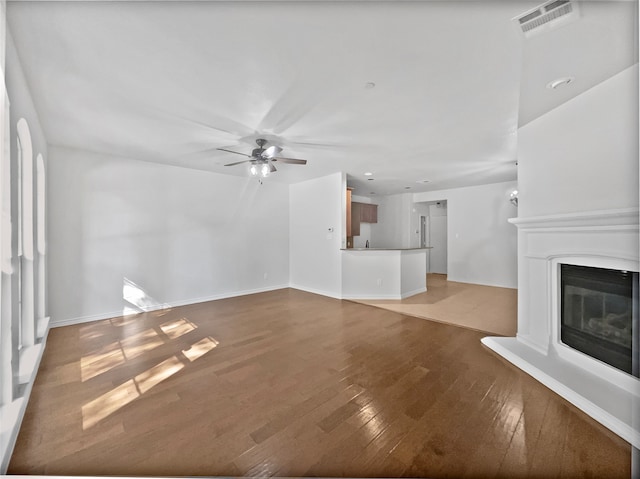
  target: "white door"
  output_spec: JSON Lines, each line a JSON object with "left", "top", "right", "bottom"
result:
{"left": 429, "top": 216, "right": 447, "bottom": 274}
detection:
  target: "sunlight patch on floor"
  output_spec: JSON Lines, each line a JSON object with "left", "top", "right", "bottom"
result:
{"left": 136, "top": 356, "right": 184, "bottom": 394}
{"left": 160, "top": 317, "right": 197, "bottom": 339}
{"left": 182, "top": 337, "right": 219, "bottom": 362}
{"left": 81, "top": 326, "right": 220, "bottom": 428}
{"left": 120, "top": 328, "right": 164, "bottom": 360}
{"left": 82, "top": 355, "right": 185, "bottom": 429}
{"left": 81, "top": 342, "right": 126, "bottom": 382}
{"left": 82, "top": 378, "right": 140, "bottom": 429}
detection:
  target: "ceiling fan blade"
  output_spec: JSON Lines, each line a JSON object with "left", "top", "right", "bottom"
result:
{"left": 263, "top": 145, "right": 283, "bottom": 158}
{"left": 217, "top": 148, "right": 252, "bottom": 158}
{"left": 272, "top": 157, "right": 307, "bottom": 165}
{"left": 224, "top": 159, "right": 251, "bottom": 167}
{"left": 269, "top": 162, "right": 277, "bottom": 173}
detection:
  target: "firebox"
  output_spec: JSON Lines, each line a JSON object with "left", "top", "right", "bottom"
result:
{"left": 560, "top": 264, "right": 638, "bottom": 377}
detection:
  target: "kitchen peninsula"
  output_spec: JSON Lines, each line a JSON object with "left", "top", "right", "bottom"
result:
{"left": 341, "top": 248, "right": 430, "bottom": 300}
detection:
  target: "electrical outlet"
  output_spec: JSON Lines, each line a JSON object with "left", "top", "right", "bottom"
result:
{"left": 263, "top": 272, "right": 268, "bottom": 280}
{"left": 377, "top": 278, "right": 383, "bottom": 286}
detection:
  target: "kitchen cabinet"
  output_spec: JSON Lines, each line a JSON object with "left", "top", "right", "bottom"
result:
{"left": 351, "top": 202, "right": 362, "bottom": 236}
{"left": 360, "top": 203, "right": 378, "bottom": 223}
{"left": 346, "top": 188, "right": 352, "bottom": 237}
{"left": 351, "top": 202, "right": 378, "bottom": 225}
{"left": 347, "top": 197, "right": 377, "bottom": 243}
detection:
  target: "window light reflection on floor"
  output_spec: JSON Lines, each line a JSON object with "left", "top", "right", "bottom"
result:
{"left": 81, "top": 335, "right": 219, "bottom": 429}
{"left": 80, "top": 318, "right": 201, "bottom": 382}
{"left": 81, "top": 341, "right": 126, "bottom": 382}
{"left": 182, "top": 337, "right": 219, "bottom": 362}
{"left": 160, "top": 317, "right": 197, "bottom": 339}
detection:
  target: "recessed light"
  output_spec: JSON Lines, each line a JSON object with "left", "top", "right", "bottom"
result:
{"left": 365, "top": 82, "right": 376, "bottom": 89}
{"left": 367, "top": 178, "right": 374, "bottom": 181}
{"left": 364, "top": 172, "right": 373, "bottom": 176}
{"left": 404, "top": 186, "right": 411, "bottom": 189}
{"left": 370, "top": 192, "right": 376, "bottom": 195}
{"left": 546, "top": 77, "right": 574, "bottom": 90}
{"left": 416, "top": 179, "right": 431, "bottom": 184}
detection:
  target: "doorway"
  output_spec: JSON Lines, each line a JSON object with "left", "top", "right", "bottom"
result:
{"left": 418, "top": 200, "right": 447, "bottom": 274}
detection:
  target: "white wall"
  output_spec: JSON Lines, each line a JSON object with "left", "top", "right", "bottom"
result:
{"left": 413, "top": 181, "right": 518, "bottom": 288}
{"left": 518, "top": 65, "right": 639, "bottom": 218}
{"left": 289, "top": 172, "right": 344, "bottom": 298}
{"left": 48, "top": 146, "right": 290, "bottom": 325}
{"left": 6, "top": 34, "right": 47, "bottom": 160}
{"left": 370, "top": 193, "right": 412, "bottom": 248}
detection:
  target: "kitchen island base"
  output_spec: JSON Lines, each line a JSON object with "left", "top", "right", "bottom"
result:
{"left": 341, "top": 248, "right": 428, "bottom": 300}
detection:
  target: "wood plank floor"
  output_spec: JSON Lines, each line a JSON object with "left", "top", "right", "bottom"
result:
{"left": 9, "top": 288, "right": 631, "bottom": 477}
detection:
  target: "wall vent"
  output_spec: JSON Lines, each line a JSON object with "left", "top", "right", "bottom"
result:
{"left": 515, "top": 0, "right": 581, "bottom": 37}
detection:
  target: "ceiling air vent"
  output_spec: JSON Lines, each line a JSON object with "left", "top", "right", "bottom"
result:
{"left": 515, "top": 0, "right": 580, "bottom": 37}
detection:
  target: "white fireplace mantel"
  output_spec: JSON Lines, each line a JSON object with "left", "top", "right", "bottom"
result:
{"left": 482, "top": 207, "right": 640, "bottom": 447}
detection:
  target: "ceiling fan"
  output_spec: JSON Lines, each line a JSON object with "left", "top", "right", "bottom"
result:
{"left": 220, "top": 139, "right": 307, "bottom": 178}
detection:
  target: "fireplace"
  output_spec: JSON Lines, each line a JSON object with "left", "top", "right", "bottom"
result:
{"left": 560, "top": 264, "right": 638, "bottom": 377}
{"left": 481, "top": 207, "right": 640, "bottom": 447}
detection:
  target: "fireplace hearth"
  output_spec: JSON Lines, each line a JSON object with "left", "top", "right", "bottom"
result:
{"left": 560, "top": 264, "right": 638, "bottom": 377}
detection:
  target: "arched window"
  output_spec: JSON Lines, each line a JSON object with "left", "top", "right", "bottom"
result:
{"left": 17, "top": 118, "right": 33, "bottom": 262}
{"left": 36, "top": 154, "right": 45, "bottom": 255}
{"left": 36, "top": 154, "right": 45, "bottom": 323}
{"left": 16, "top": 118, "right": 34, "bottom": 350}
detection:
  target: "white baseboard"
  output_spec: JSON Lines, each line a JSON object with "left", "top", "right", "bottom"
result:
{"left": 445, "top": 276, "right": 517, "bottom": 290}
{"left": 342, "top": 293, "right": 402, "bottom": 300}
{"left": 51, "top": 284, "right": 290, "bottom": 328}
{"left": 401, "top": 286, "right": 427, "bottom": 298}
{"left": 288, "top": 284, "right": 342, "bottom": 300}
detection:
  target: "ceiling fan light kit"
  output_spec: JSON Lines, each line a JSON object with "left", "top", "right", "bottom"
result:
{"left": 221, "top": 138, "right": 307, "bottom": 179}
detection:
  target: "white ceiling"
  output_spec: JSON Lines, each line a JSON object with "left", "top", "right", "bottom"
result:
{"left": 6, "top": 0, "right": 638, "bottom": 196}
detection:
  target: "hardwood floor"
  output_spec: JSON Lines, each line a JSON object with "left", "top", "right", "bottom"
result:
{"left": 9, "top": 288, "right": 630, "bottom": 477}
{"left": 353, "top": 274, "right": 517, "bottom": 337}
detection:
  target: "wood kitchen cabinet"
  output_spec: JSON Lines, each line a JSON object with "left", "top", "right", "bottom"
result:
{"left": 351, "top": 202, "right": 362, "bottom": 236}
{"left": 352, "top": 202, "right": 377, "bottom": 225}
{"left": 346, "top": 188, "right": 352, "bottom": 237}
{"left": 360, "top": 203, "right": 378, "bottom": 223}
{"left": 346, "top": 188, "right": 359, "bottom": 248}
{"left": 347, "top": 196, "right": 377, "bottom": 243}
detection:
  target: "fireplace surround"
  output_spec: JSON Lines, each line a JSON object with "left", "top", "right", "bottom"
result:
{"left": 482, "top": 207, "right": 640, "bottom": 447}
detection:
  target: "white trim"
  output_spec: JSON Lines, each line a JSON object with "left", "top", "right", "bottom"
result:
{"left": 341, "top": 287, "right": 427, "bottom": 301}
{"left": 168, "top": 284, "right": 290, "bottom": 307}
{"left": 36, "top": 316, "right": 49, "bottom": 339}
{"left": 509, "top": 207, "right": 639, "bottom": 229}
{"left": 288, "top": 284, "right": 342, "bottom": 300}
{"left": 52, "top": 309, "right": 126, "bottom": 328}
{"left": 51, "top": 284, "right": 290, "bottom": 328}
{"left": 515, "top": 332, "right": 549, "bottom": 355}
{"left": 482, "top": 336, "right": 640, "bottom": 448}
{"left": 401, "top": 286, "right": 427, "bottom": 298}
{"left": 445, "top": 276, "right": 517, "bottom": 290}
